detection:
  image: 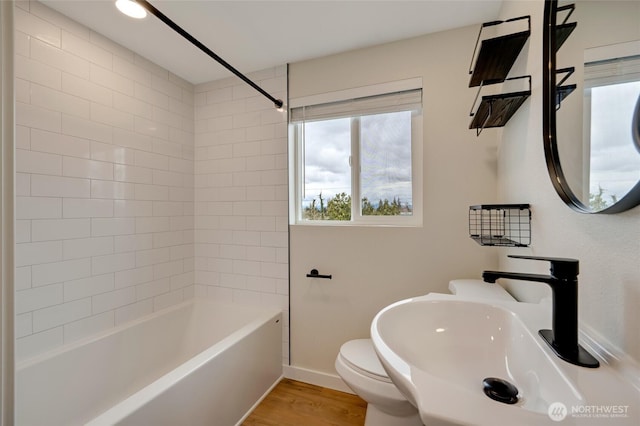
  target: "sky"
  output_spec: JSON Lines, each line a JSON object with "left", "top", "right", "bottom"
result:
{"left": 302, "top": 111, "right": 413, "bottom": 209}
{"left": 589, "top": 80, "right": 640, "bottom": 202}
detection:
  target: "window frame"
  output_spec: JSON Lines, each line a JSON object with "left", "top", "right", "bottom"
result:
{"left": 289, "top": 79, "right": 423, "bottom": 227}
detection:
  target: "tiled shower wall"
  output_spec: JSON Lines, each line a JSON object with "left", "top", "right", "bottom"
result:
{"left": 193, "top": 68, "right": 289, "bottom": 362}
{"left": 14, "top": 1, "right": 195, "bottom": 360}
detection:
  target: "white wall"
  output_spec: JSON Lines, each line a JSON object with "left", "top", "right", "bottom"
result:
{"left": 288, "top": 25, "right": 500, "bottom": 383}
{"left": 193, "top": 68, "right": 289, "bottom": 363}
{"left": 498, "top": 0, "right": 640, "bottom": 363}
{"left": 13, "top": 1, "right": 195, "bottom": 361}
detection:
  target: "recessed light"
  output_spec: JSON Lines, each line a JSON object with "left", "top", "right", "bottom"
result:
{"left": 115, "top": 0, "right": 147, "bottom": 19}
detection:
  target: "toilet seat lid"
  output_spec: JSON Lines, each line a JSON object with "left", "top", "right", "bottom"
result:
{"left": 339, "top": 339, "right": 390, "bottom": 382}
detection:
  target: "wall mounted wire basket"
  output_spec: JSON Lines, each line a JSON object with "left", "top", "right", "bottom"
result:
{"left": 469, "top": 204, "right": 531, "bottom": 247}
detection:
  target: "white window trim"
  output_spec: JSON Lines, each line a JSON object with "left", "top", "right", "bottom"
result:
{"left": 289, "top": 79, "right": 423, "bottom": 227}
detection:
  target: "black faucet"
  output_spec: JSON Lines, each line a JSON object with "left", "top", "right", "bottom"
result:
{"left": 482, "top": 255, "right": 599, "bottom": 368}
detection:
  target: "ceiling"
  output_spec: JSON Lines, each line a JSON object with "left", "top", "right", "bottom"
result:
{"left": 41, "top": 0, "right": 503, "bottom": 85}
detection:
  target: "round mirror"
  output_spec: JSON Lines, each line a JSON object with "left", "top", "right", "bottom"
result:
{"left": 543, "top": 0, "right": 640, "bottom": 213}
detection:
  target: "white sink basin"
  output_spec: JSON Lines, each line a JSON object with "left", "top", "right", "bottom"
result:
{"left": 371, "top": 294, "right": 639, "bottom": 425}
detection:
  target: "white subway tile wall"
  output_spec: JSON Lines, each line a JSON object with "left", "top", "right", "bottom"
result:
{"left": 14, "top": 1, "right": 195, "bottom": 360}
{"left": 14, "top": 1, "right": 289, "bottom": 364}
{"left": 194, "top": 68, "right": 289, "bottom": 363}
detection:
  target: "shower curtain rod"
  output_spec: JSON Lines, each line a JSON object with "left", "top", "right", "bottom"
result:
{"left": 135, "top": 0, "right": 284, "bottom": 109}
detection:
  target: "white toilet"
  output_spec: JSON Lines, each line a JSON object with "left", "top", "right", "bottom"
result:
{"left": 335, "top": 338, "right": 423, "bottom": 426}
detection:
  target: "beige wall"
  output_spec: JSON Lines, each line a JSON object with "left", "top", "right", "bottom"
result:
{"left": 498, "top": 0, "right": 640, "bottom": 362}
{"left": 288, "top": 25, "right": 500, "bottom": 382}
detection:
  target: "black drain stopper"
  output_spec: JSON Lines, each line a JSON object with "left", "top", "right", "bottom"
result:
{"left": 482, "top": 377, "right": 519, "bottom": 404}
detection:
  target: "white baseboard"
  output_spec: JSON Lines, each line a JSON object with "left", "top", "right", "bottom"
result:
{"left": 283, "top": 365, "right": 354, "bottom": 394}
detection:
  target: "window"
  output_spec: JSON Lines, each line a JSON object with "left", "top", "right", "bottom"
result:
{"left": 583, "top": 48, "right": 640, "bottom": 209}
{"left": 290, "top": 82, "right": 422, "bottom": 225}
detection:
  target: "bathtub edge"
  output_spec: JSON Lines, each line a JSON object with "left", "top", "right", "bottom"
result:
{"left": 234, "top": 373, "right": 284, "bottom": 426}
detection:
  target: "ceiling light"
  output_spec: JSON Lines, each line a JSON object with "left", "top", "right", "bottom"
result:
{"left": 115, "top": 0, "right": 147, "bottom": 19}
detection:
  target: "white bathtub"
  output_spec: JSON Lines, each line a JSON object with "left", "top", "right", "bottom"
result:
{"left": 16, "top": 300, "right": 283, "bottom": 426}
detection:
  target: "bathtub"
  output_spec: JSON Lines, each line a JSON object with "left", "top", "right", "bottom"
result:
{"left": 16, "top": 299, "right": 283, "bottom": 426}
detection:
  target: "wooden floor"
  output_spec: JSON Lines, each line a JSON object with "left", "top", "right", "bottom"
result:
{"left": 242, "top": 379, "right": 367, "bottom": 426}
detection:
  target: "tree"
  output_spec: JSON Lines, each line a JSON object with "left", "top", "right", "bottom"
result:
{"left": 303, "top": 192, "right": 326, "bottom": 219}
{"left": 304, "top": 193, "right": 411, "bottom": 220}
{"left": 326, "top": 192, "right": 351, "bottom": 220}
{"left": 362, "top": 197, "right": 403, "bottom": 216}
{"left": 304, "top": 198, "right": 321, "bottom": 220}
{"left": 362, "top": 197, "right": 375, "bottom": 215}
{"left": 304, "top": 192, "right": 350, "bottom": 220}
{"left": 589, "top": 185, "right": 616, "bottom": 210}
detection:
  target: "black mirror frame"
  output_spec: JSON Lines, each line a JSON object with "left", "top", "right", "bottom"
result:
{"left": 542, "top": 0, "right": 640, "bottom": 214}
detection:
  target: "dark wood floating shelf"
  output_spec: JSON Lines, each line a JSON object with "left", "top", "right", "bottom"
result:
{"left": 555, "top": 3, "right": 576, "bottom": 52}
{"left": 469, "top": 90, "right": 531, "bottom": 130}
{"left": 556, "top": 84, "right": 576, "bottom": 108}
{"left": 555, "top": 22, "right": 577, "bottom": 52}
{"left": 555, "top": 67, "right": 576, "bottom": 108}
{"left": 469, "top": 29, "right": 531, "bottom": 87}
{"left": 467, "top": 16, "right": 531, "bottom": 136}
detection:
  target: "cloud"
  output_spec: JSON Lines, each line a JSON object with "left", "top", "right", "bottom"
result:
{"left": 360, "top": 112, "right": 413, "bottom": 202}
{"left": 303, "top": 118, "right": 351, "bottom": 199}
{"left": 589, "top": 81, "right": 640, "bottom": 199}
{"left": 301, "top": 111, "right": 414, "bottom": 205}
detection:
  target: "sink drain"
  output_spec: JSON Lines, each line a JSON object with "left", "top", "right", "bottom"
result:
{"left": 482, "top": 377, "right": 519, "bottom": 404}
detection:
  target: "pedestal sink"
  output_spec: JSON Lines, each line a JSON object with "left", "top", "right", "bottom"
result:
{"left": 371, "top": 294, "right": 639, "bottom": 425}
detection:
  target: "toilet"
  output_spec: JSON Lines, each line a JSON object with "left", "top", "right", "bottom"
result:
{"left": 336, "top": 279, "right": 516, "bottom": 426}
{"left": 335, "top": 338, "right": 422, "bottom": 426}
